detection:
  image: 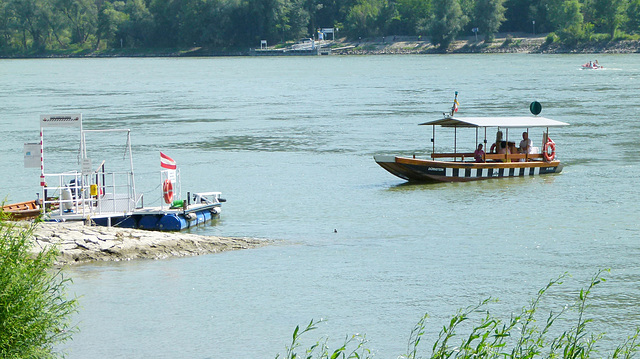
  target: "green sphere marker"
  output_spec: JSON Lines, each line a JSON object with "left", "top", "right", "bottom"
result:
{"left": 530, "top": 101, "right": 542, "bottom": 115}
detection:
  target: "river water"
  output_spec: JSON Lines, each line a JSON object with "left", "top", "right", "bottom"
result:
{"left": 1, "top": 54, "right": 640, "bottom": 358}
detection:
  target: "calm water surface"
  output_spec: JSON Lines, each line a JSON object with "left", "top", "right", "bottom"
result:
{"left": 1, "top": 54, "right": 640, "bottom": 358}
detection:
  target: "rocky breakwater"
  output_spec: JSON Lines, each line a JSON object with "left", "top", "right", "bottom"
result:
{"left": 29, "top": 222, "right": 268, "bottom": 265}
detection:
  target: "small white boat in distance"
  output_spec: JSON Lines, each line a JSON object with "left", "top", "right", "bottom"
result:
{"left": 581, "top": 61, "right": 603, "bottom": 70}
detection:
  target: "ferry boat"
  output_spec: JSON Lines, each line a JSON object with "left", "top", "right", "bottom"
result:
{"left": 22, "top": 114, "right": 224, "bottom": 231}
{"left": 374, "top": 96, "right": 569, "bottom": 183}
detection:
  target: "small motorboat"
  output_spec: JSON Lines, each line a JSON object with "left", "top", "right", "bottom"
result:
{"left": 581, "top": 61, "right": 603, "bottom": 70}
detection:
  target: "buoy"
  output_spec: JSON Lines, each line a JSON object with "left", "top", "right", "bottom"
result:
{"left": 543, "top": 141, "right": 556, "bottom": 161}
{"left": 162, "top": 180, "right": 174, "bottom": 204}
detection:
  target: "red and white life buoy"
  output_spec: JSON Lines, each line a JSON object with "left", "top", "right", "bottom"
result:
{"left": 163, "top": 180, "right": 174, "bottom": 204}
{"left": 543, "top": 141, "right": 556, "bottom": 161}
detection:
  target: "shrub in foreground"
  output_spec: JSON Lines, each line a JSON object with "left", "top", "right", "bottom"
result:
{"left": 277, "top": 269, "right": 640, "bottom": 359}
{"left": 0, "top": 213, "right": 78, "bottom": 358}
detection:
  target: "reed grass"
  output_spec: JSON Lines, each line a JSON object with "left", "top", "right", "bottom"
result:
{"left": 0, "top": 212, "right": 78, "bottom": 358}
{"left": 277, "top": 270, "right": 640, "bottom": 359}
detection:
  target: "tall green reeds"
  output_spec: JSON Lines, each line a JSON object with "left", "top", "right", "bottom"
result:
{"left": 0, "top": 212, "right": 78, "bottom": 358}
{"left": 277, "top": 270, "right": 640, "bottom": 359}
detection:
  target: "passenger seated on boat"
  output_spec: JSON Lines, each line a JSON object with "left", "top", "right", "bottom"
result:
{"left": 508, "top": 141, "right": 522, "bottom": 162}
{"left": 490, "top": 131, "right": 504, "bottom": 154}
{"left": 474, "top": 144, "right": 485, "bottom": 163}
{"left": 494, "top": 145, "right": 507, "bottom": 162}
{"left": 519, "top": 132, "right": 532, "bottom": 154}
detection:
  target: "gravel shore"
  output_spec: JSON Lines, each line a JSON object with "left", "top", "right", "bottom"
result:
{"left": 25, "top": 221, "right": 268, "bottom": 266}
{"left": 331, "top": 34, "right": 640, "bottom": 54}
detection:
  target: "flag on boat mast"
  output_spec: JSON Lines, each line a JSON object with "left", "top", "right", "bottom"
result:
{"left": 451, "top": 91, "right": 460, "bottom": 115}
{"left": 160, "top": 152, "right": 177, "bottom": 170}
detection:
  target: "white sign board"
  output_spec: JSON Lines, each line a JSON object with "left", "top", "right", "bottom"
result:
{"left": 81, "top": 158, "right": 92, "bottom": 174}
{"left": 40, "top": 114, "right": 82, "bottom": 128}
{"left": 23, "top": 143, "right": 40, "bottom": 168}
{"left": 167, "top": 170, "right": 177, "bottom": 183}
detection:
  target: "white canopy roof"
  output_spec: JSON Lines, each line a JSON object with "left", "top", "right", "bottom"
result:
{"left": 419, "top": 116, "right": 569, "bottom": 128}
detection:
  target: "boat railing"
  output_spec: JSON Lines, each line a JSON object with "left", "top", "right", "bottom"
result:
{"left": 431, "top": 152, "right": 476, "bottom": 161}
{"left": 483, "top": 153, "right": 545, "bottom": 162}
{"left": 42, "top": 170, "right": 142, "bottom": 219}
{"left": 430, "top": 152, "right": 547, "bottom": 162}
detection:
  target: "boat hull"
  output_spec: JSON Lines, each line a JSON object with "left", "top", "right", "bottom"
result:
{"left": 2, "top": 200, "right": 41, "bottom": 220}
{"left": 87, "top": 205, "right": 221, "bottom": 231}
{"left": 374, "top": 155, "right": 563, "bottom": 183}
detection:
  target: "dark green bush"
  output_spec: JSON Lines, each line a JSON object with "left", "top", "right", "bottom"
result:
{"left": 613, "top": 31, "right": 637, "bottom": 41}
{"left": 545, "top": 33, "right": 559, "bottom": 45}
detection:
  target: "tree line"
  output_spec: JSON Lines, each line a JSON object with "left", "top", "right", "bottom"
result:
{"left": 0, "top": 0, "right": 638, "bottom": 54}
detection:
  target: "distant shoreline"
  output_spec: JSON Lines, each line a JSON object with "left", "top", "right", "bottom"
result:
{"left": 2, "top": 33, "right": 639, "bottom": 58}
{"left": 332, "top": 34, "right": 640, "bottom": 55}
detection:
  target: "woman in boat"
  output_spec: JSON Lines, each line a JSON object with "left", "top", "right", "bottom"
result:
{"left": 474, "top": 144, "right": 485, "bottom": 163}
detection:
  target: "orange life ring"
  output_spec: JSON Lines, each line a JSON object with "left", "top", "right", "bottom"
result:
{"left": 490, "top": 143, "right": 496, "bottom": 153}
{"left": 543, "top": 141, "right": 556, "bottom": 161}
{"left": 162, "top": 180, "right": 174, "bottom": 204}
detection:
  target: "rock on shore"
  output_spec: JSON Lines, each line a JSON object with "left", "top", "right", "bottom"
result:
{"left": 27, "top": 222, "right": 268, "bottom": 266}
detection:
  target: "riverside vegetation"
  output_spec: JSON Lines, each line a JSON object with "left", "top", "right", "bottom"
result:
{"left": 0, "top": 214, "right": 77, "bottom": 358}
{"left": 276, "top": 270, "right": 640, "bottom": 359}
{"left": 0, "top": 0, "right": 638, "bottom": 56}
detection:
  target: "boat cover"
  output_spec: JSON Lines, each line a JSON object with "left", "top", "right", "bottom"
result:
{"left": 419, "top": 116, "right": 569, "bottom": 128}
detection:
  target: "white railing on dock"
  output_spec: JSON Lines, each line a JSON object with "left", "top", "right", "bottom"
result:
{"left": 42, "top": 170, "right": 142, "bottom": 220}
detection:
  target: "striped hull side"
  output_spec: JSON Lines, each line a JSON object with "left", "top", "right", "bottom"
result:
{"left": 374, "top": 155, "right": 563, "bottom": 183}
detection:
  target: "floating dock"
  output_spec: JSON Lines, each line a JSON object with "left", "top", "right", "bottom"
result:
{"left": 31, "top": 113, "right": 224, "bottom": 231}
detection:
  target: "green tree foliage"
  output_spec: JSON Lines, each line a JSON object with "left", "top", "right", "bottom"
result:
{"left": 275, "top": 0, "right": 310, "bottom": 43}
{"left": 626, "top": 0, "right": 640, "bottom": 34}
{"left": 0, "top": 215, "right": 78, "bottom": 358}
{"left": 345, "top": 0, "right": 386, "bottom": 37}
{"left": 592, "top": 0, "right": 628, "bottom": 39}
{"left": 503, "top": 0, "right": 532, "bottom": 32}
{"left": 9, "top": 0, "right": 52, "bottom": 51}
{"left": 557, "top": 0, "right": 587, "bottom": 44}
{"left": 117, "top": 0, "right": 153, "bottom": 47}
{"left": 472, "top": 0, "right": 506, "bottom": 42}
{"left": 56, "top": 0, "right": 97, "bottom": 45}
{"left": 422, "top": 0, "right": 468, "bottom": 50}
{"left": 0, "top": 0, "right": 639, "bottom": 54}
{"left": 95, "top": 0, "right": 127, "bottom": 49}
{"left": 394, "top": 0, "right": 432, "bottom": 35}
